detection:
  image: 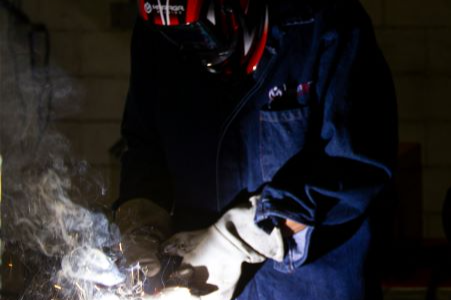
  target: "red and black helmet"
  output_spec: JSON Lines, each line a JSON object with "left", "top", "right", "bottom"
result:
{"left": 137, "top": 0, "right": 269, "bottom": 75}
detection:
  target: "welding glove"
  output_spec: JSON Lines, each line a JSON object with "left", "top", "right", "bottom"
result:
{"left": 115, "top": 198, "right": 171, "bottom": 277}
{"left": 161, "top": 196, "right": 284, "bottom": 300}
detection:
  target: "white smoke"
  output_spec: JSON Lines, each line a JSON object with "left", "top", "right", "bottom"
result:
{"left": 0, "top": 5, "right": 157, "bottom": 300}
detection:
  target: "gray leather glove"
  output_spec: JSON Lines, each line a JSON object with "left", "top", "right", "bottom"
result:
{"left": 160, "top": 196, "right": 284, "bottom": 300}
{"left": 115, "top": 198, "right": 171, "bottom": 277}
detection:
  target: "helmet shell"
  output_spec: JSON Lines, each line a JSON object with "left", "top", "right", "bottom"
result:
{"left": 137, "top": 0, "right": 269, "bottom": 75}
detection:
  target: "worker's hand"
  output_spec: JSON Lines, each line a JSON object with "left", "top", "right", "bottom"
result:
{"left": 281, "top": 219, "right": 307, "bottom": 236}
{"left": 120, "top": 227, "right": 162, "bottom": 277}
{"left": 161, "top": 196, "right": 284, "bottom": 300}
{"left": 115, "top": 198, "right": 171, "bottom": 277}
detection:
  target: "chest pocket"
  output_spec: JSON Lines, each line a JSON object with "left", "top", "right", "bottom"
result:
{"left": 259, "top": 94, "right": 312, "bottom": 182}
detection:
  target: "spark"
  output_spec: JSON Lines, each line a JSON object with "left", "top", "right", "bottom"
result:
{"left": 119, "top": 242, "right": 123, "bottom": 253}
{"left": 75, "top": 282, "right": 87, "bottom": 300}
{"left": 54, "top": 285, "right": 62, "bottom": 290}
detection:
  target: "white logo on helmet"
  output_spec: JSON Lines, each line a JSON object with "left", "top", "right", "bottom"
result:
{"left": 145, "top": 4, "right": 185, "bottom": 15}
{"left": 144, "top": 2, "right": 152, "bottom": 14}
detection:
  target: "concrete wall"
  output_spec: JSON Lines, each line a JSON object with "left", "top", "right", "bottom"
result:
{"left": 13, "top": 0, "right": 133, "bottom": 206}
{"left": 13, "top": 0, "right": 451, "bottom": 238}
{"left": 360, "top": 0, "right": 451, "bottom": 239}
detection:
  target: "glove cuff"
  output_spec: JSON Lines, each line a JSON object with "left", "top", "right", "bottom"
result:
{"left": 214, "top": 196, "right": 285, "bottom": 263}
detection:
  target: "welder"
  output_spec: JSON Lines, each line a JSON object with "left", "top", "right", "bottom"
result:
{"left": 113, "top": 0, "right": 398, "bottom": 299}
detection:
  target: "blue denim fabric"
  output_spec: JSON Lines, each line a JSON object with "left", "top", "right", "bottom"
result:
{"left": 291, "top": 227, "right": 311, "bottom": 261}
{"left": 118, "top": 0, "right": 398, "bottom": 299}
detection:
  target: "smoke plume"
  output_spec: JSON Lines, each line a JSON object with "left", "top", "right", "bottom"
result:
{"left": 0, "top": 5, "right": 147, "bottom": 300}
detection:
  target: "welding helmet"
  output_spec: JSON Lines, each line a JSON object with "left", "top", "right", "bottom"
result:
{"left": 138, "top": 0, "right": 269, "bottom": 75}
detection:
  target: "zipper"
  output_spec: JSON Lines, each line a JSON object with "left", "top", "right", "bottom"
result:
{"left": 215, "top": 51, "right": 277, "bottom": 211}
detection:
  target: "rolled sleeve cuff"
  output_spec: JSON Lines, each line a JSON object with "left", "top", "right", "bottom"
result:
{"left": 290, "top": 226, "right": 313, "bottom": 263}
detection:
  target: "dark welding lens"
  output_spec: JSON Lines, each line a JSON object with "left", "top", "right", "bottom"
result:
{"left": 158, "top": 22, "right": 224, "bottom": 51}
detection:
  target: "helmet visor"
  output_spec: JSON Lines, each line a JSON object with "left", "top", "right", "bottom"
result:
{"left": 158, "top": 21, "right": 225, "bottom": 51}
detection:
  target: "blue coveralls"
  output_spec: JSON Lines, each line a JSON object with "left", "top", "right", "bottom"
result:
{"left": 117, "top": 0, "right": 398, "bottom": 299}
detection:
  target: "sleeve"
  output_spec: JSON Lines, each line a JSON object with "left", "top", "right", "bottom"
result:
{"left": 114, "top": 19, "right": 173, "bottom": 212}
{"left": 255, "top": 4, "right": 398, "bottom": 267}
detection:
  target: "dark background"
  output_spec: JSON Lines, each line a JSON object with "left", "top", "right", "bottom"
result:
{"left": 1, "top": 0, "right": 451, "bottom": 299}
